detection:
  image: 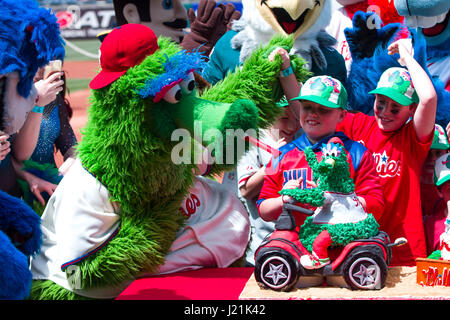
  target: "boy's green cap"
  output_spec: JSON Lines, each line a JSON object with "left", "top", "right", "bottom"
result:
{"left": 276, "top": 95, "right": 289, "bottom": 108}
{"left": 290, "top": 75, "right": 347, "bottom": 109}
{"left": 435, "top": 153, "right": 450, "bottom": 186}
{"left": 432, "top": 124, "right": 450, "bottom": 150}
{"left": 369, "top": 67, "right": 419, "bottom": 106}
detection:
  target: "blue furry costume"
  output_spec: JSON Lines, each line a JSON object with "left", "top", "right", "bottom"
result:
{"left": 0, "top": 0, "right": 64, "bottom": 299}
{"left": 344, "top": 11, "right": 450, "bottom": 128}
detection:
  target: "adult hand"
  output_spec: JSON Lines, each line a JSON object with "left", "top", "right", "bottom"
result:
{"left": 0, "top": 133, "right": 11, "bottom": 161}
{"left": 27, "top": 175, "right": 58, "bottom": 206}
{"left": 34, "top": 72, "right": 64, "bottom": 107}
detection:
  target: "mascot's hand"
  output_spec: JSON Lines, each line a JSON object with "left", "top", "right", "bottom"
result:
{"left": 0, "top": 190, "right": 42, "bottom": 256}
{"left": 181, "top": 0, "right": 240, "bottom": 57}
{"left": 219, "top": 2, "right": 241, "bottom": 31}
{"left": 344, "top": 11, "right": 400, "bottom": 60}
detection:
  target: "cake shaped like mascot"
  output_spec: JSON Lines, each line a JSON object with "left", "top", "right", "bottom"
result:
{"left": 30, "top": 24, "right": 310, "bottom": 299}
{"left": 280, "top": 138, "right": 379, "bottom": 269}
{"left": 343, "top": 11, "right": 450, "bottom": 128}
{"left": 0, "top": 0, "right": 65, "bottom": 299}
{"left": 203, "top": 0, "right": 347, "bottom": 86}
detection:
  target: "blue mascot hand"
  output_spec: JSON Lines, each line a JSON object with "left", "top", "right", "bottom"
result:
{"left": 0, "top": 230, "right": 33, "bottom": 299}
{"left": 0, "top": 190, "right": 42, "bottom": 256}
{"left": 344, "top": 11, "right": 400, "bottom": 60}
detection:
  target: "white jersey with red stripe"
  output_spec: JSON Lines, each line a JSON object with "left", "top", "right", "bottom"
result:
{"left": 30, "top": 159, "right": 250, "bottom": 299}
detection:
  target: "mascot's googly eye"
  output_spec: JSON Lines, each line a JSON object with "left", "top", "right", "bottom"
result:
{"left": 180, "top": 72, "right": 195, "bottom": 94}
{"left": 163, "top": 84, "right": 182, "bottom": 103}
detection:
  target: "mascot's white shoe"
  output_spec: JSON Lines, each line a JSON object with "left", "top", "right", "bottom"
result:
{"left": 300, "top": 253, "right": 330, "bottom": 269}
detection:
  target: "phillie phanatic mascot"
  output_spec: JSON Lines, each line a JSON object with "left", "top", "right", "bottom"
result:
{"left": 30, "top": 24, "right": 310, "bottom": 299}
{"left": 202, "top": 0, "right": 347, "bottom": 86}
{"left": 0, "top": 0, "right": 64, "bottom": 299}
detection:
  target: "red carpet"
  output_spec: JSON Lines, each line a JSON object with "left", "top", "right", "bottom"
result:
{"left": 116, "top": 267, "right": 254, "bottom": 300}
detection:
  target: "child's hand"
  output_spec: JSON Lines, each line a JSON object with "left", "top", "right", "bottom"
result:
{"left": 0, "top": 133, "right": 10, "bottom": 161}
{"left": 387, "top": 38, "right": 414, "bottom": 67}
{"left": 274, "top": 137, "right": 287, "bottom": 149}
{"left": 282, "top": 178, "right": 317, "bottom": 190}
{"left": 282, "top": 178, "right": 301, "bottom": 190}
{"left": 268, "top": 47, "right": 291, "bottom": 71}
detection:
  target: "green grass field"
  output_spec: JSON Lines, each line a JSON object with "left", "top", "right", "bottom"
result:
{"left": 66, "top": 78, "right": 91, "bottom": 93}
{"left": 64, "top": 38, "right": 100, "bottom": 61}
{"left": 63, "top": 39, "right": 99, "bottom": 92}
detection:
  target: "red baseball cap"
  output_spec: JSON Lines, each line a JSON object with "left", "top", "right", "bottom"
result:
{"left": 89, "top": 24, "right": 159, "bottom": 90}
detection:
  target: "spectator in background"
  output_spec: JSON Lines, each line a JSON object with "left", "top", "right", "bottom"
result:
{"left": 12, "top": 64, "right": 76, "bottom": 211}
{"left": 421, "top": 124, "right": 449, "bottom": 217}
{"left": 424, "top": 152, "right": 450, "bottom": 255}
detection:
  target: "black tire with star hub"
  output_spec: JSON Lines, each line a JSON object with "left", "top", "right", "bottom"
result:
{"left": 342, "top": 247, "right": 388, "bottom": 290}
{"left": 254, "top": 248, "right": 299, "bottom": 292}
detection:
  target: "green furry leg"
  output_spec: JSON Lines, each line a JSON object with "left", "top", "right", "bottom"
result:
{"left": 30, "top": 280, "right": 93, "bottom": 300}
{"left": 299, "top": 214, "right": 380, "bottom": 252}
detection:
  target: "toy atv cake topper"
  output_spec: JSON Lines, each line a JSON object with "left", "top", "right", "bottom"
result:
{"left": 255, "top": 137, "right": 407, "bottom": 291}
{"left": 280, "top": 136, "right": 381, "bottom": 261}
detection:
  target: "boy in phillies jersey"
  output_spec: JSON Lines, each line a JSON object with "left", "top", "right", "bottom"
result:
{"left": 258, "top": 75, "right": 384, "bottom": 237}
{"left": 336, "top": 39, "right": 438, "bottom": 266}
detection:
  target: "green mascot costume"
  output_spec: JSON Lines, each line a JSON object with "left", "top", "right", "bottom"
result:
{"left": 30, "top": 24, "right": 310, "bottom": 299}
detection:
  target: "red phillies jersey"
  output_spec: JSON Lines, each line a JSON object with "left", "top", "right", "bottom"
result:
{"left": 258, "top": 132, "right": 384, "bottom": 230}
{"left": 337, "top": 112, "right": 433, "bottom": 266}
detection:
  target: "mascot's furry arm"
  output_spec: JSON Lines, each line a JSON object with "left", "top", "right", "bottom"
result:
{"left": 0, "top": 190, "right": 42, "bottom": 299}
{"left": 345, "top": 12, "right": 450, "bottom": 127}
{"left": 201, "top": 35, "right": 311, "bottom": 174}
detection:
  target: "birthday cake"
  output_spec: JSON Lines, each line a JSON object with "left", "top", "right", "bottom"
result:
{"left": 254, "top": 139, "right": 407, "bottom": 292}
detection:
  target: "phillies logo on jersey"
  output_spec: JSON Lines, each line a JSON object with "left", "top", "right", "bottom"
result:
{"left": 373, "top": 150, "right": 401, "bottom": 178}
{"left": 179, "top": 193, "right": 201, "bottom": 218}
{"left": 282, "top": 168, "right": 313, "bottom": 189}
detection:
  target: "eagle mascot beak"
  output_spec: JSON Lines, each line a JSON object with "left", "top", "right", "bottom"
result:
{"left": 255, "top": 0, "right": 325, "bottom": 39}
